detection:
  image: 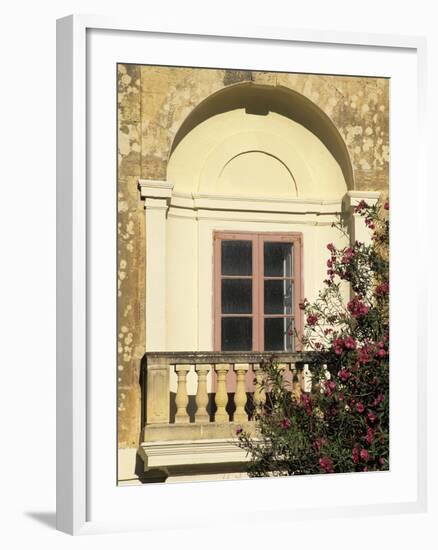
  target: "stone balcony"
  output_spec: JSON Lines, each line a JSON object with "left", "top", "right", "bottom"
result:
{"left": 138, "top": 351, "right": 318, "bottom": 482}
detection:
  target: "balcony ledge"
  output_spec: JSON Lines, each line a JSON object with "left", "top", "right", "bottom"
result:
{"left": 139, "top": 438, "right": 252, "bottom": 470}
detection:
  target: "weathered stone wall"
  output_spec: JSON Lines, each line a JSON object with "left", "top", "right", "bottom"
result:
{"left": 117, "top": 64, "right": 389, "bottom": 449}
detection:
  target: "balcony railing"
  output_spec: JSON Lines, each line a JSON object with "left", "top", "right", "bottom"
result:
{"left": 138, "top": 351, "right": 322, "bottom": 481}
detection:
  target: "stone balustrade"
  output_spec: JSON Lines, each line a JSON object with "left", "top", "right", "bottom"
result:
{"left": 142, "top": 352, "right": 319, "bottom": 433}
{"left": 139, "top": 351, "right": 322, "bottom": 480}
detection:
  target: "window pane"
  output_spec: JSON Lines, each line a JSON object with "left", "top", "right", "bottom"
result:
{"left": 264, "top": 317, "right": 294, "bottom": 351}
{"left": 222, "top": 279, "right": 252, "bottom": 314}
{"left": 264, "top": 280, "right": 293, "bottom": 315}
{"left": 221, "top": 317, "right": 252, "bottom": 351}
{"left": 264, "top": 242, "right": 293, "bottom": 277}
{"left": 221, "top": 240, "right": 252, "bottom": 276}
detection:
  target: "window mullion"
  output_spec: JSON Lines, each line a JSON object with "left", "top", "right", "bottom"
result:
{"left": 258, "top": 235, "right": 264, "bottom": 351}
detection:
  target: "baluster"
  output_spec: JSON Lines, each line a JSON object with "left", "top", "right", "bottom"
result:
{"left": 214, "top": 364, "right": 230, "bottom": 422}
{"left": 195, "top": 364, "right": 211, "bottom": 423}
{"left": 292, "top": 363, "right": 302, "bottom": 402}
{"left": 302, "top": 363, "right": 313, "bottom": 393}
{"left": 234, "top": 363, "right": 249, "bottom": 422}
{"left": 253, "top": 364, "right": 266, "bottom": 412}
{"left": 175, "top": 365, "right": 191, "bottom": 423}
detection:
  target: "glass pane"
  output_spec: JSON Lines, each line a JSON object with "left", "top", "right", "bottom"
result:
{"left": 222, "top": 279, "right": 252, "bottom": 314}
{"left": 221, "top": 317, "right": 252, "bottom": 351}
{"left": 264, "top": 280, "right": 293, "bottom": 315}
{"left": 264, "top": 317, "right": 294, "bottom": 351}
{"left": 221, "top": 240, "right": 252, "bottom": 276}
{"left": 264, "top": 242, "right": 293, "bottom": 277}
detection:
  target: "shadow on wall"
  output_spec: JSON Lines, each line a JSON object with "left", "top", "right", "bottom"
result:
{"left": 169, "top": 82, "right": 354, "bottom": 191}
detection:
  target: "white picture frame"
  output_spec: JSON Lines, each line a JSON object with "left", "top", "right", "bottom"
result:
{"left": 56, "top": 14, "right": 428, "bottom": 535}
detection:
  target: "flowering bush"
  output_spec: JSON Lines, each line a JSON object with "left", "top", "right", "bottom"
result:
{"left": 237, "top": 200, "right": 389, "bottom": 476}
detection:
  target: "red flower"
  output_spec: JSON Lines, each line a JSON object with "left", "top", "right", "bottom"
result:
{"left": 338, "top": 368, "right": 351, "bottom": 382}
{"left": 360, "top": 449, "right": 370, "bottom": 462}
{"left": 307, "top": 314, "right": 318, "bottom": 326}
{"left": 352, "top": 447, "right": 360, "bottom": 464}
{"left": 300, "top": 393, "right": 312, "bottom": 415}
{"left": 365, "top": 427, "right": 374, "bottom": 444}
{"left": 375, "top": 282, "right": 389, "bottom": 296}
{"left": 384, "top": 201, "right": 389, "bottom": 210}
{"left": 281, "top": 418, "right": 291, "bottom": 429}
{"left": 354, "top": 200, "right": 368, "bottom": 213}
{"left": 344, "top": 336, "right": 357, "bottom": 350}
{"left": 356, "top": 402, "right": 365, "bottom": 413}
{"left": 377, "top": 348, "right": 386, "bottom": 357}
{"left": 319, "top": 457, "right": 334, "bottom": 473}
{"left": 333, "top": 337, "right": 344, "bottom": 356}
{"left": 358, "top": 346, "right": 372, "bottom": 364}
{"left": 324, "top": 380, "right": 336, "bottom": 396}
{"left": 327, "top": 243, "right": 335, "bottom": 252}
{"left": 347, "top": 296, "right": 369, "bottom": 318}
{"left": 367, "top": 411, "right": 377, "bottom": 423}
{"left": 341, "top": 247, "right": 355, "bottom": 264}
{"left": 372, "top": 394, "right": 384, "bottom": 407}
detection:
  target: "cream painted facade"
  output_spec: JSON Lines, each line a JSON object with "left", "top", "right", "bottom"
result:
{"left": 117, "top": 66, "right": 388, "bottom": 484}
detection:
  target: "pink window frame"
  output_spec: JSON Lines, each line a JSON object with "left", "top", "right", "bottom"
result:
{"left": 213, "top": 231, "right": 303, "bottom": 352}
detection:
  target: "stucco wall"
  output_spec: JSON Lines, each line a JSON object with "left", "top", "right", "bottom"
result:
{"left": 117, "top": 64, "right": 389, "bottom": 451}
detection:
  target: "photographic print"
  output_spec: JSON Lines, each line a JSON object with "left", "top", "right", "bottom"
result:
{"left": 117, "top": 64, "right": 389, "bottom": 485}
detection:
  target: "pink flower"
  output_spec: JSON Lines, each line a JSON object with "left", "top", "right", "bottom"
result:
{"left": 235, "top": 426, "right": 243, "bottom": 436}
{"left": 319, "top": 457, "right": 334, "bottom": 473}
{"left": 281, "top": 418, "right": 291, "bottom": 429}
{"left": 365, "top": 427, "right": 374, "bottom": 444}
{"left": 352, "top": 447, "right": 360, "bottom": 464}
{"left": 344, "top": 336, "right": 357, "bottom": 350}
{"left": 356, "top": 402, "right": 365, "bottom": 413}
{"left": 307, "top": 314, "right": 318, "bottom": 326}
{"left": 358, "top": 346, "right": 372, "bottom": 364}
{"left": 326, "top": 259, "right": 333, "bottom": 268}
{"left": 354, "top": 200, "right": 368, "bottom": 213}
{"left": 347, "top": 296, "right": 369, "bottom": 318}
{"left": 377, "top": 348, "right": 387, "bottom": 357}
{"left": 367, "top": 411, "right": 377, "bottom": 423}
{"left": 360, "top": 449, "right": 370, "bottom": 462}
{"left": 327, "top": 243, "right": 335, "bottom": 252}
{"left": 301, "top": 393, "right": 312, "bottom": 415}
{"left": 341, "top": 248, "right": 355, "bottom": 264}
{"left": 372, "top": 394, "right": 384, "bottom": 407}
{"left": 375, "top": 282, "right": 389, "bottom": 296}
{"left": 333, "top": 337, "right": 344, "bottom": 356}
{"left": 338, "top": 368, "right": 351, "bottom": 382}
{"left": 324, "top": 380, "right": 336, "bottom": 396}
{"left": 384, "top": 201, "right": 389, "bottom": 210}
